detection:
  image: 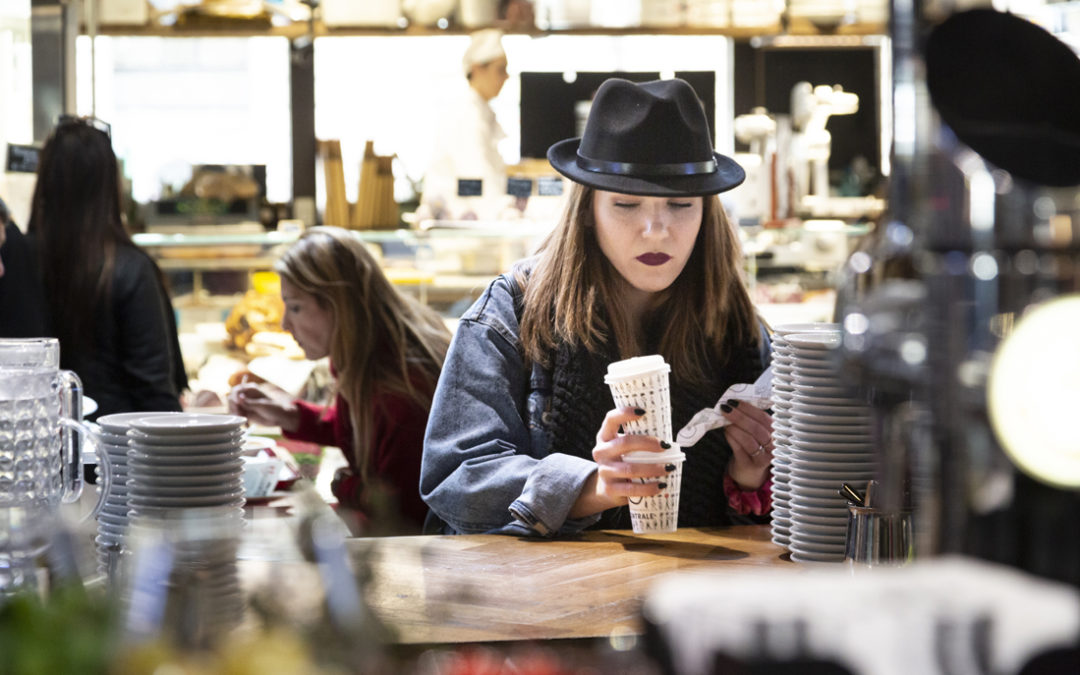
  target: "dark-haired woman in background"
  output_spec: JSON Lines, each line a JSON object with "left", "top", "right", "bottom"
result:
{"left": 0, "top": 195, "right": 47, "bottom": 337}
{"left": 26, "top": 117, "right": 186, "bottom": 418}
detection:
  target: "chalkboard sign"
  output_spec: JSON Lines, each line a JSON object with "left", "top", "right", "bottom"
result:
{"left": 507, "top": 177, "right": 533, "bottom": 198}
{"left": 6, "top": 144, "right": 40, "bottom": 173}
{"left": 457, "top": 178, "right": 483, "bottom": 197}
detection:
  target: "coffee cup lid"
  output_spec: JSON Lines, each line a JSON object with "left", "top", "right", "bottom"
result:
{"left": 604, "top": 355, "right": 670, "bottom": 384}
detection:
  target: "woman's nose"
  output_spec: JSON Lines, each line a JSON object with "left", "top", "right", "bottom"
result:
{"left": 641, "top": 206, "right": 669, "bottom": 237}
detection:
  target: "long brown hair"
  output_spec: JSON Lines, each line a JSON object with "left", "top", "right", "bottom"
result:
{"left": 275, "top": 227, "right": 451, "bottom": 479}
{"left": 28, "top": 121, "right": 131, "bottom": 352}
{"left": 517, "top": 183, "right": 759, "bottom": 384}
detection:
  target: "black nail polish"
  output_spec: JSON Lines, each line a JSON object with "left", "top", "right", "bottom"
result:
{"left": 766, "top": 408, "right": 774, "bottom": 416}
{"left": 633, "top": 407, "right": 646, "bottom": 416}
{"left": 720, "top": 403, "right": 733, "bottom": 413}
{"left": 657, "top": 482, "right": 668, "bottom": 489}
{"left": 728, "top": 399, "right": 741, "bottom": 408}
{"left": 660, "top": 440, "right": 671, "bottom": 449}
{"left": 665, "top": 463, "right": 676, "bottom": 472}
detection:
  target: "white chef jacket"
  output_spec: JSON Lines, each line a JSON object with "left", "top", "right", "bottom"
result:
{"left": 421, "top": 84, "right": 511, "bottom": 221}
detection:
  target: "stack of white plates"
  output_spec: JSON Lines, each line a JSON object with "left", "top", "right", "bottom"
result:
{"left": 125, "top": 413, "right": 247, "bottom": 517}
{"left": 93, "top": 411, "right": 185, "bottom": 576}
{"left": 769, "top": 324, "right": 875, "bottom": 564}
{"left": 124, "top": 412, "right": 248, "bottom": 633}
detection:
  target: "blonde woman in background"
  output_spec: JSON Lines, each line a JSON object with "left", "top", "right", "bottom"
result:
{"left": 229, "top": 226, "right": 451, "bottom": 534}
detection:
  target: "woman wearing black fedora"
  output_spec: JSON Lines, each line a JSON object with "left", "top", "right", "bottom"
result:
{"left": 420, "top": 78, "right": 774, "bottom": 536}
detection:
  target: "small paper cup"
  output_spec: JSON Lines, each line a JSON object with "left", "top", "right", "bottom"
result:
{"left": 605, "top": 355, "right": 673, "bottom": 442}
{"left": 622, "top": 446, "right": 685, "bottom": 534}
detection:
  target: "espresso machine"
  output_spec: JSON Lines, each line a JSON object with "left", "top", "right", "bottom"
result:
{"left": 836, "top": 2, "right": 1080, "bottom": 586}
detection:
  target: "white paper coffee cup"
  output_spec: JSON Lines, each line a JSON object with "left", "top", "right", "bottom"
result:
{"left": 623, "top": 445, "right": 685, "bottom": 534}
{"left": 605, "top": 355, "right": 673, "bottom": 442}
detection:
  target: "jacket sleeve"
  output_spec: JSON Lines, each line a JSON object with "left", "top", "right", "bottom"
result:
{"left": 114, "top": 252, "right": 182, "bottom": 412}
{"left": 365, "top": 395, "right": 431, "bottom": 530}
{"left": 283, "top": 399, "right": 338, "bottom": 447}
{"left": 420, "top": 281, "right": 601, "bottom": 537}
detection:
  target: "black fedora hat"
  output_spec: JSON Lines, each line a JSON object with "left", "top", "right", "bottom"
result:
{"left": 547, "top": 78, "right": 745, "bottom": 196}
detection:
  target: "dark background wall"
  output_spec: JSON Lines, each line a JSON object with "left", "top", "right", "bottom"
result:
{"left": 519, "top": 71, "right": 716, "bottom": 160}
{"left": 732, "top": 42, "right": 881, "bottom": 175}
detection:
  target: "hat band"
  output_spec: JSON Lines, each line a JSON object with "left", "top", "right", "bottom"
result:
{"left": 576, "top": 153, "right": 716, "bottom": 177}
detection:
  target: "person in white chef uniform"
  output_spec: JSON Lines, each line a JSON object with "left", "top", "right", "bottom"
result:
{"left": 418, "top": 29, "right": 518, "bottom": 222}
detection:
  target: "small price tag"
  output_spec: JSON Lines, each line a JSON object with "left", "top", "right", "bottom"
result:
{"left": 457, "top": 178, "right": 483, "bottom": 197}
{"left": 507, "top": 177, "right": 533, "bottom": 198}
{"left": 6, "top": 144, "right": 40, "bottom": 173}
{"left": 537, "top": 176, "right": 564, "bottom": 196}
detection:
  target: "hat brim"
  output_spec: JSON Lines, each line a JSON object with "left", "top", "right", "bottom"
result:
{"left": 547, "top": 138, "right": 746, "bottom": 197}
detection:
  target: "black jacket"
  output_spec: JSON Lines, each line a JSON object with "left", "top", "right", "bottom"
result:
{"left": 31, "top": 237, "right": 185, "bottom": 419}
{"left": 0, "top": 222, "right": 48, "bottom": 337}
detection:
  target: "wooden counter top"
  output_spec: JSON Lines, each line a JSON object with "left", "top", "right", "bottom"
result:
{"left": 345, "top": 525, "right": 790, "bottom": 645}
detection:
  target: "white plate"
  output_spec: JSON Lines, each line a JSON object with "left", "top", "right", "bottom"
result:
{"left": 790, "top": 484, "right": 847, "bottom": 500}
{"left": 789, "top": 550, "right": 845, "bottom": 564}
{"left": 127, "top": 482, "right": 242, "bottom": 498}
{"left": 785, "top": 332, "right": 842, "bottom": 349}
{"left": 790, "top": 392, "right": 867, "bottom": 407}
{"left": 790, "top": 475, "right": 869, "bottom": 491}
{"left": 126, "top": 460, "right": 245, "bottom": 476}
{"left": 128, "top": 428, "right": 246, "bottom": 446}
{"left": 96, "top": 411, "right": 187, "bottom": 434}
{"left": 789, "top": 536, "right": 847, "bottom": 552}
{"left": 789, "top": 406, "right": 872, "bottom": 421}
{"left": 129, "top": 470, "right": 244, "bottom": 487}
{"left": 790, "top": 375, "right": 842, "bottom": 387}
{"left": 788, "top": 496, "right": 841, "bottom": 511}
{"left": 129, "top": 413, "right": 247, "bottom": 435}
{"left": 789, "top": 431, "right": 873, "bottom": 445}
{"left": 788, "top": 419, "right": 872, "bottom": 434}
{"left": 787, "top": 439, "right": 874, "bottom": 452}
{"left": 789, "top": 470, "right": 876, "bottom": 485}
{"left": 774, "top": 323, "right": 840, "bottom": 336}
{"left": 789, "top": 510, "right": 848, "bottom": 526}
{"left": 788, "top": 415, "right": 874, "bottom": 429}
{"left": 791, "top": 520, "right": 847, "bottom": 536}
{"left": 128, "top": 490, "right": 246, "bottom": 507}
{"left": 128, "top": 439, "right": 244, "bottom": 455}
{"left": 128, "top": 448, "right": 244, "bottom": 464}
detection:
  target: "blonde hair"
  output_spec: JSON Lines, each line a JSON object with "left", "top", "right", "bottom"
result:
{"left": 517, "top": 183, "right": 759, "bottom": 384}
{"left": 275, "top": 226, "right": 451, "bottom": 480}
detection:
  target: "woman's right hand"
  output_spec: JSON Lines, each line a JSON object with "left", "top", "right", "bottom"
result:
{"left": 227, "top": 382, "right": 300, "bottom": 432}
{"left": 569, "top": 406, "right": 675, "bottom": 519}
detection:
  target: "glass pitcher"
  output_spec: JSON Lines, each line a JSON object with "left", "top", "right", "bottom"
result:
{"left": 1, "top": 338, "right": 110, "bottom": 595}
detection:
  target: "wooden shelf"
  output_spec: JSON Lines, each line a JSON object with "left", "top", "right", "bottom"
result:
{"left": 84, "top": 20, "right": 888, "bottom": 41}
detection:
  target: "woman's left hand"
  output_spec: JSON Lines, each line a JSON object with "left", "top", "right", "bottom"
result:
{"left": 721, "top": 399, "right": 774, "bottom": 490}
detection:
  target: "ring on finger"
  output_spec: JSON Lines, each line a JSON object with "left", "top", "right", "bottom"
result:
{"left": 750, "top": 443, "right": 767, "bottom": 457}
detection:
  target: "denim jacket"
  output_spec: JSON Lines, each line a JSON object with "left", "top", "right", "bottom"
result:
{"left": 420, "top": 274, "right": 770, "bottom": 537}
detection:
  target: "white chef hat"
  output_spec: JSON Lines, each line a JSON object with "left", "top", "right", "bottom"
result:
{"left": 462, "top": 29, "right": 506, "bottom": 77}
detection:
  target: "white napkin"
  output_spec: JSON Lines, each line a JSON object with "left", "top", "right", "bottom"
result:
{"left": 676, "top": 366, "right": 773, "bottom": 447}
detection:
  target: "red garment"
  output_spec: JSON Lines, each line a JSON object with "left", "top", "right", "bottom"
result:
{"left": 282, "top": 387, "right": 430, "bottom": 532}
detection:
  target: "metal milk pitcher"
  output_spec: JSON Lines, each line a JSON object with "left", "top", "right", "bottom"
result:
{"left": 1, "top": 338, "right": 110, "bottom": 595}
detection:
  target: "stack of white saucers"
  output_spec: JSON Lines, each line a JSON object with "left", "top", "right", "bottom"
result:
{"left": 93, "top": 411, "right": 185, "bottom": 577}
{"left": 124, "top": 412, "right": 248, "bottom": 633}
{"left": 125, "top": 413, "right": 247, "bottom": 517}
{"left": 769, "top": 324, "right": 875, "bottom": 564}
{"left": 768, "top": 323, "right": 839, "bottom": 550}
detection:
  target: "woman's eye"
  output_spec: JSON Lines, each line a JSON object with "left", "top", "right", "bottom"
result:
{"left": 669, "top": 202, "right": 693, "bottom": 209}
{"left": 613, "top": 202, "right": 639, "bottom": 209}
